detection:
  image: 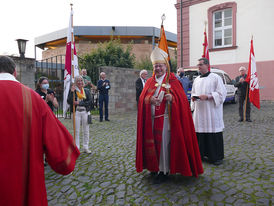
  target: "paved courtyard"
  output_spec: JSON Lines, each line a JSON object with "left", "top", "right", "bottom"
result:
{"left": 45, "top": 101, "right": 274, "bottom": 206}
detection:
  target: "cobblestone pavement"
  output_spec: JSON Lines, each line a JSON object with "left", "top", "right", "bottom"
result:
{"left": 45, "top": 101, "right": 274, "bottom": 206}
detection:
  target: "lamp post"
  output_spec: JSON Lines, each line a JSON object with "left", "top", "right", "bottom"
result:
{"left": 16, "top": 39, "right": 28, "bottom": 58}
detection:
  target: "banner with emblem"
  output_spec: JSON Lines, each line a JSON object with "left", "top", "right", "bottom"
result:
{"left": 245, "top": 38, "right": 260, "bottom": 109}
{"left": 63, "top": 5, "right": 79, "bottom": 116}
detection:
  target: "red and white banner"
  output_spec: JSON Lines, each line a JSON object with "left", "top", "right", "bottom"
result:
{"left": 246, "top": 39, "right": 260, "bottom": 109}
{"left": 202, "top": 31, "right": 210, "bottom": 71}
{"left": 63, "top": 8, "right": 79, "bottom": 116}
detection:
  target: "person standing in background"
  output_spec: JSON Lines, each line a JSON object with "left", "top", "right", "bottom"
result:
{"left": 82, "top": 68, "right": 95, "bottom": 91}
{"left": 67, "top": 76, "right": 92, "bottom": 154}
{"left": 35, "top": 76, "right": 59, "bottom": 111}
{"left": 135, "top": 69, "right": 148, "bottom": 103}
{"left": 176, "top": 67, "right": 190, "bottom": 95}
{"left": 234, "top": 66, "right": 252, "bottom": 122}
{"left": 97, "top": 72, "right": 111, "bottom": 122}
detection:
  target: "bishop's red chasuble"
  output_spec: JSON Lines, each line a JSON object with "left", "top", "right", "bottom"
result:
{"left": 0, "top": 78, "right": 80, "bottom": 206}
{"left": 136, "top": 73, "right": 203, "bottom": 177}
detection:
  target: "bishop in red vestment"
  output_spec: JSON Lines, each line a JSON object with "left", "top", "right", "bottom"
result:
{"left": 0, "top": 56, "right": 80, "bottom": 206}
{"left": 136, "top": 48, "right": 203, "bottom": 183}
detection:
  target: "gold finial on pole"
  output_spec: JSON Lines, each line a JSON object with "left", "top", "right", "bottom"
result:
{"left": 204, "top": 21, "right": 207, "bottom": 32}
{"left": 161, "top": 14, "right": 166, "bottom": 26}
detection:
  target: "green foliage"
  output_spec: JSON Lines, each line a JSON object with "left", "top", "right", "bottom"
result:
{"left": 135, "top": 56, "right": 153, "bottom": 71}
{"left": 170, "top": 58, "right": 177, "bottom": 73}
{"left": 79, "top": 39, "right": 136, "bottom": 71}
{"left": 135, "top": 57, "right": 177, "bottom": 73}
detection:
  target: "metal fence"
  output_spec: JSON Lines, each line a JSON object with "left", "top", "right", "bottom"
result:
{"left": 35, "top": 55, "right": 99, "bottom": 118}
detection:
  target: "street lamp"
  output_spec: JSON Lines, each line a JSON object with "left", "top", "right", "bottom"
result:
{"left": 16, "top": 39, "right": 28, "bottom": 58}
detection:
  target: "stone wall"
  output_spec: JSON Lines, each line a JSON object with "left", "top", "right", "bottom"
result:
{"left": 98, "top": 66, "right": 152, "bottom": 114}
{"left": 10, "top": 56, "right": 36, "bottom": 89}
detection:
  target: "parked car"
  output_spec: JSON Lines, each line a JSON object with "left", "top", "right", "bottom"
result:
{"left": 184, "top": 67, "right": 238, "bottom": 103}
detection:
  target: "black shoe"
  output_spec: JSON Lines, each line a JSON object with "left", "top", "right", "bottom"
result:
{"left": 100, "top": 119, "right": 103, "bottom": 122}
{"left": 105, "top": 119, "right": 110, "bottom": 121}
{"left": 150, "top": 172, "right": 158, "bottom": 177}
{"left": 213, "top": 160, "right": 223, "bottom": 166}
{"left": 238, "top": 118, "right": 243, "bottom": 122}
{"left": 153, "top": 172, "right": 168, "bottom": 184}
{"left": 44, "top": 158, "right": 48, "bottom": 166}
{"left": 246, "top": 119, "right": 252, "bottom": 122}
{"left": 201, "top": 156, "right": 208, "bottom": 162}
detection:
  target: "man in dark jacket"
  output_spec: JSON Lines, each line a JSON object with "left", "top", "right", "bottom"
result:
{"left": 97, "top": 72, "right": 111, "bottom": 122}
{"left": 135, "top": 69, "right": 148, "bottom": 103}
{"left": 234, "top": 66, "right": 251, "bottom": 122}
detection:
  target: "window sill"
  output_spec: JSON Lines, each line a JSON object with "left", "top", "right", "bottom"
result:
{"left": 209, "top": 46, "right": 238, "bottom": 52}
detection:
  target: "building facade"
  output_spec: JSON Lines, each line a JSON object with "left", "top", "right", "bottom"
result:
{"left": 176, "top": 0, "right": 274, "bottom": 100}
{"left": 35, "top": 26, "right": 177, "bottom": 64}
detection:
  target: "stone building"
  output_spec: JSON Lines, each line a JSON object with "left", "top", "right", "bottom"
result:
{"left": 175, "top": 0, "right": 274, "bottom": 100}
{"left": 34, "top": 26, "right": 177, "bottom": 63}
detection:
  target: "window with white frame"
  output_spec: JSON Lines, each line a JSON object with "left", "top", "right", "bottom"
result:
{"left": 213, "top": 8, "right": 232, "bottom": 48}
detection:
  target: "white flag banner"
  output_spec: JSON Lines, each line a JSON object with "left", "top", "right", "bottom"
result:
{"left": 63, "top": 8, "right": 79, "bottom": 116}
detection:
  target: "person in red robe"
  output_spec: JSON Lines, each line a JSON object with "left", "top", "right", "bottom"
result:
{"left": 0, "top": 55, "right": 80, "bottom": 206}
{"left": 136, "top": 48, "right": 203, "bottom": 183}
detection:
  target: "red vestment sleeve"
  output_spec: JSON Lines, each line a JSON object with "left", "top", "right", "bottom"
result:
{"left": 0, "top": 81, "right": 80, "bottom": 206}
{"left": 43, "top": 109, "right": 80, "bottom": 175}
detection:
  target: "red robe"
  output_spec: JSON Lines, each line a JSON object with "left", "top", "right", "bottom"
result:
{"left": 0, "top": 78, "right": 80, "bottom": 206}
{"left": 136, "top": 73, "right": 203, "bottom": 177}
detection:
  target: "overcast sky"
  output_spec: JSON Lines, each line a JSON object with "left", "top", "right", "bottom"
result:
{"left": 0, "top": 0, "right": 177, "bottom": 59}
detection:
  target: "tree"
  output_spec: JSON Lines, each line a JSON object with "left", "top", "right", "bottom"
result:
{"left": 79, "top": 39, "right": 135, "bottom": 70}
{"left": 79, "top": 39, "right": 135, "bottom": 84}
{"left": 135, "top": 57, "right": 153, "bottom": 71}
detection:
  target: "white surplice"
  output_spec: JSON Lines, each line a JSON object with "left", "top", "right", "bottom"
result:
{"left": 151, "top": 74, "right": 170, "bottom": 174}
{"left": 191, "top": 73, "right": 227, "bottom": 133}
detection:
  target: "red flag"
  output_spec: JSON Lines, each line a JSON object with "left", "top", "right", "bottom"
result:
{"left": 202, "top": 31, "right": 210, "bottom": 71}
{"left": 245, "top": 39, "right": 260, "bottom": 109}
{"left": 63, "top": 7, "right": 79, "bottom": 116}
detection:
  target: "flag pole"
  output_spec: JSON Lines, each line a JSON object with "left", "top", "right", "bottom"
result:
{"left": 161, "top": 14, "right": 170, "bottom": 84}
{"left": 204, "top": 21, "right": 207, "bottom": 33}
{"left": 70, "top": 3, "right": 76, "bottom": 140}
{"left": 244, "top": 35, "right": 254, "bottom": 121}
{"left": 243, "top": 84, "right": 248, "bottom": 121}
{"left": 160, "top": 14, "right": 171, "bottom": 126}
{"left": 203, "top": 21, "right": 207, "bottom": 55}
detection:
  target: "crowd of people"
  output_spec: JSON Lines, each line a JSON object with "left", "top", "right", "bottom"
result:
{"left": 0, "top": 47, "right": 253, "bottom": 204}
{"left": 135, "top": 48, "right": 252, "bottom": 183}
